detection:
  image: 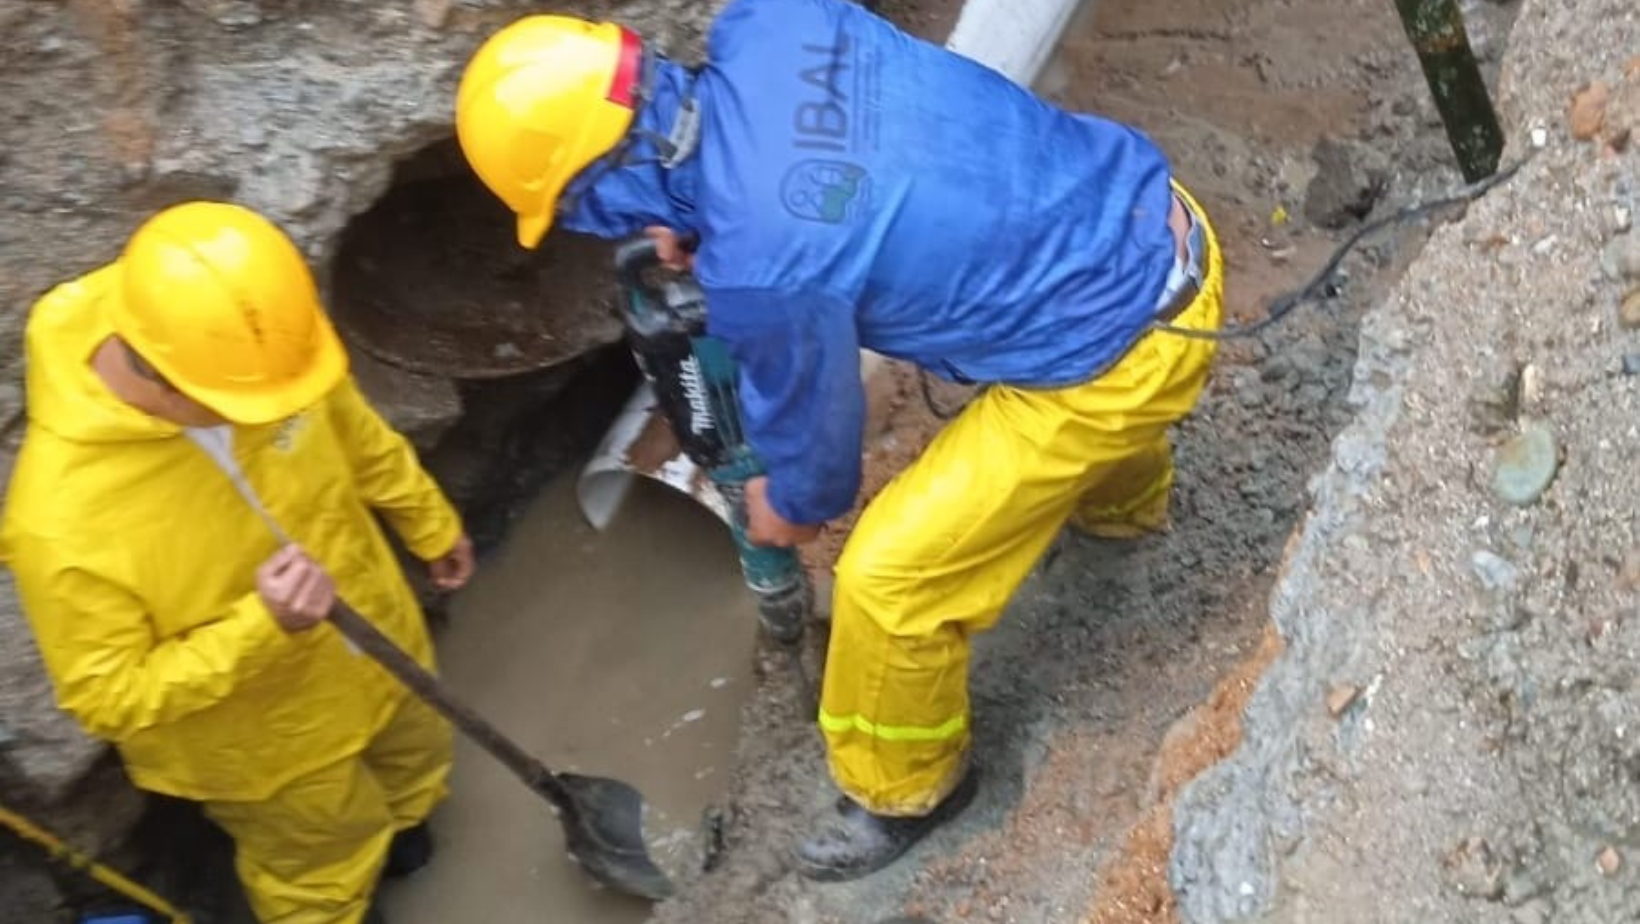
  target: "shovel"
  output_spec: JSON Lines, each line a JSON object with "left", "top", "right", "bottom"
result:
{"left": 186, "top": 429, "right": 673, "bottom": 901}
{"left": 325, "top": 601, "right": 675, "bottom": 901}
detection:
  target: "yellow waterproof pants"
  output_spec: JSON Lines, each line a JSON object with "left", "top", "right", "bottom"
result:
{"left": 819, "top": 186, "right": 1224, "bottom": 815}
{"left": 203, "top": 694, "right": 453, "bottom": 924}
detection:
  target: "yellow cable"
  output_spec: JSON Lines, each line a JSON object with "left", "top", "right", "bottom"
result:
{"left": 0, "top": 801, "right": 192, "bottom": 924}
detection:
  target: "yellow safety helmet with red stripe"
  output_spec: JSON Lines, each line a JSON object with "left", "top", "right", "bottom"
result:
{"left": 455, "top": 15, "right": 644, "bottom": 250}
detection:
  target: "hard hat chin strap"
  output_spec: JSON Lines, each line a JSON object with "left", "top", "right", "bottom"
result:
{"left": 557, "top": 48, "right": 701, "bottom": 217}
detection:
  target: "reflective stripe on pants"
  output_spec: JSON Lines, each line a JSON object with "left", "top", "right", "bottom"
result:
{"left": 818, "top": 183, "right": 1224, "bottom": 816}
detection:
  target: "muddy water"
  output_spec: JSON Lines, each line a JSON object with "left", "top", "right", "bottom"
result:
{"left": 379, "top": 474, "right": 758, "bottom": 924}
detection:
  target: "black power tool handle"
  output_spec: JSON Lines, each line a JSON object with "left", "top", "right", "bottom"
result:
{"left": 613, "top": 233, "right": 702, "bottom": 303}
{"left": 614, "top": 236, "right": 665, "bottom": 304}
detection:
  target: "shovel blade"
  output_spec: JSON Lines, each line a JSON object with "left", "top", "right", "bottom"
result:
{"left": 553, "top": 773, "right": 675, "bottom": 901}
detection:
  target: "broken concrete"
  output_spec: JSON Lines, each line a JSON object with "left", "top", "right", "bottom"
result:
{"left": 1170, "top": 0, "right": 1640, "bottom": 919}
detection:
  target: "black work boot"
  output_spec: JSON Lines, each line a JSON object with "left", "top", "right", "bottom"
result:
{"left": 383, "top": 823, "right": 434, "bottom": 879}
{"left": 793, "top": 769, "right": 978, "bottom": 882}
{"left": 757, "top": 588, "right": 809, "bottom": 645}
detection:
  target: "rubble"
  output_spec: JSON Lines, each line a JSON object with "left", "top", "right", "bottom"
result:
{"left": 1170, "top": 0, "right": 1640, "bottom": 919}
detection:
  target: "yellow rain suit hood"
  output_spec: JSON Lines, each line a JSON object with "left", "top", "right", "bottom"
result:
{"left": 0, "top": 265, "right": 463, "bottom": 802}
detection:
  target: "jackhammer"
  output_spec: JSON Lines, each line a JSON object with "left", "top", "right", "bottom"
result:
{"left": 611, "top": 236, "right": 813, "bottom": 644}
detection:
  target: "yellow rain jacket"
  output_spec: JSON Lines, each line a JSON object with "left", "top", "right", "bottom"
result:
{"left": 0, "top": 265, "right": 463, "bottom": 803}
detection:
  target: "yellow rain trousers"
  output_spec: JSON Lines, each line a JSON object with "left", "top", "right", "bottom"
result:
{"left": 0, "top": 265, "right": 463, "bottom": 924}
{"left": 818, "top": 186, "right": 1224, "bottom": 816}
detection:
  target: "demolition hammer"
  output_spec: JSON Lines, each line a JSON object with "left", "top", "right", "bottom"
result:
{"left": 612, "top": 236, "right": 813, "bottom": 644}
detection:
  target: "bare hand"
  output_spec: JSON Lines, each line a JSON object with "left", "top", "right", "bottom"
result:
{"left": 428, "top": 534, "right": 476, "bottom": 591}
{"left": 745, "top": 477, "right": 822, "bottom": 548}
{"left": 644, "top": 225, "right": 694, "bottom": 271}
{"left": 257, "top": 545, "right": 336, "bottom": 633}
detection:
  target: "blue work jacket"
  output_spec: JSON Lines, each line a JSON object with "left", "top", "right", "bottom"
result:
{"left": 558, "top": 0, "right": 1177, "bottom": 523}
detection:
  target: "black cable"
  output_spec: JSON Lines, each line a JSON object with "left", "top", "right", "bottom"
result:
{"left": 1152, "top": 154, "right": 1530, "bottom": 341}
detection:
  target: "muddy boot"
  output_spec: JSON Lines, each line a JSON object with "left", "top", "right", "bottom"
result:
{"left": 758, "top": 592, "right": 808, "bottom": 645}
{"left": 383, "top": 823, "right": 433, "bottom": 879}
{"left": 793, "top": 770, "right": 978, "bottom": 882}
{"left": 755, "top": 570, "right": 814, "bottom": 645}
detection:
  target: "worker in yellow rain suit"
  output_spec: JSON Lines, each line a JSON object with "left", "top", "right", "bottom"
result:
{"left": 452, "top": 0, "right": 1222, "bottom": 879}
{"left": 0, "top": 202, "right": 474, "bottom": 924}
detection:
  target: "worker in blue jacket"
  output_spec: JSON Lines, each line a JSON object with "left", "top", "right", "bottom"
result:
{"left": 455, "top": 0, "right": 1223, "bottom": 881}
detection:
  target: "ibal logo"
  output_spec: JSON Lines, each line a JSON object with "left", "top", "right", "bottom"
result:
{"left": 781, "top": 160, "right": 870, "bottom": 224}
{"left": 784, "top": 35, "right": 871, "bottom": 224}
{"left": 677, "top": 355, "right": 715, "bottom": 438}
{"left": 793, "top": 37, "right": 850, "bottom": 153}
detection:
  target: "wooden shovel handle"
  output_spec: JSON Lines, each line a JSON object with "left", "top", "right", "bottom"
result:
{"left": 326, "top": 601, "right": 574, "bottom": 811}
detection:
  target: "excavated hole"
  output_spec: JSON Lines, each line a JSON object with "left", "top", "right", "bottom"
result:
{"left": 110, "top": 143, "right": 753, "bottom": 923}
{"left": 14, "top": 0, "right": 1532, "bottom": 918}
{"left": 417, "top": 347, "right": 639, "bottom": 557}
{"left": 327, "top": 141, "right": 757, "bottom": 924}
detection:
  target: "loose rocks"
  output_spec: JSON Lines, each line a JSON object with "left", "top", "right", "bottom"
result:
{"left": 1491, "top": 423, "right": 1560, "bottom": 506}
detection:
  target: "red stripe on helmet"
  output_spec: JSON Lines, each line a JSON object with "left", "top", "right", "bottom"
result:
{"left": 606, "top": 26, "right": 642, "bottom": 108}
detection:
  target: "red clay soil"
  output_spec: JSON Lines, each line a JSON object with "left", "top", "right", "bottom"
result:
{"left": 1085, "top": 622, "right": 1285, "bottom": 924}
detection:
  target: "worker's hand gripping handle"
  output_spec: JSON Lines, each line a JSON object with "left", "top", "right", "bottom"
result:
{"left": 612, "top": 234, "right": 812, "bottom": 644}
{"left": 613, "top": 237, "right": 669, "bottom": 330}
{"left": 614, "top": 235, "right": 726, "bottom": 465}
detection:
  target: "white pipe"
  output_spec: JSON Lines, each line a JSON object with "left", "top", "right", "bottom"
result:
{"left": 578, "top": 382, "right": 732, "bottom": 530}
{"left": 945, "top": 0, "right": 1087, "bottom": 86}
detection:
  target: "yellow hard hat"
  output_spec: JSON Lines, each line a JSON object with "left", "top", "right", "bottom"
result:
{"left": 456, "top": 15, "right": 643, "bottom": 249}
{"left": 108, "top": 201, "right": 348, "bottom": 425}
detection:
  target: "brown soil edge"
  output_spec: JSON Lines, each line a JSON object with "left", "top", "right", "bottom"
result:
{"left": 1085, "top": 620, "right": 1286, "bottom": 923}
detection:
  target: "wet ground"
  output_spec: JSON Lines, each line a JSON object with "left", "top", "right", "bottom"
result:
{"left": 380, "top": 476, "right": 761, "bottom": 923}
